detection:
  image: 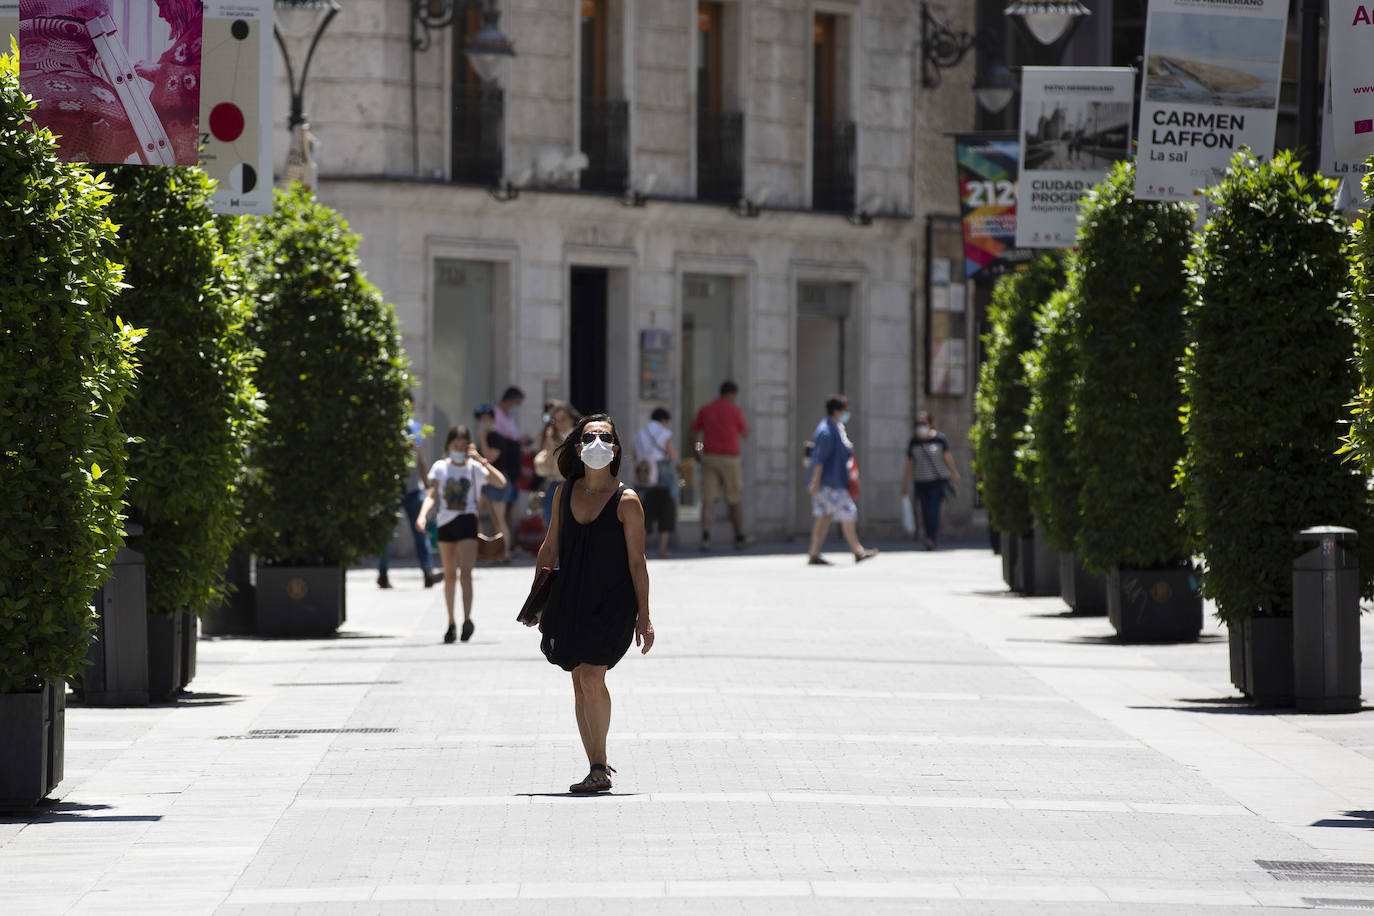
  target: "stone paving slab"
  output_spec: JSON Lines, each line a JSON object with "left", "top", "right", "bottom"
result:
{"left": 7, "top": 545, "right": 1374, "bottom": 912}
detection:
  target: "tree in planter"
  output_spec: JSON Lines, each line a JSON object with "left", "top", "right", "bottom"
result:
{"left": 971, "top": 254, "right": 1064, "bottom": 540}
{"left": 241, "top": 186, "right": 412, "bottom": 631}
{"left": 1184, "top": 150, "right": 1370, "bottom": 628}
{"left": 0, "top": 49, "right": 140, "bottom": 802}
{"left": 1019, "top": 276, "right": 1081, "bottom": 556}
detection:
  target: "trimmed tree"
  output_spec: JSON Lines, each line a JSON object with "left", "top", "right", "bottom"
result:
{"left": 1019, "top": 274, "right": 1081, "bottom": 555}
{"left": 972, "top": 254, "right": 1063, "bottom": 539}
{"left": 1183, "top": 150, "right": 1369, "bottom": 625}
{"left": 0, "top": 52, "right": 141, "bottom": 698}
{"left": 103, "top": 166, "right": 259, "bottom": 620}
{"left": 241, "top": 185, "right": 412, "bottom": 570}
{"left": 1074, "top": 160, "right": 1194, "bottom": 574}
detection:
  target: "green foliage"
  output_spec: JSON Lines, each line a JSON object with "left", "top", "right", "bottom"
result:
{"left": 103, "top": 167, "right": 260, "bottom": 617}
{"left": 972, "top": 254, "right": 1063, "bottom": 536}
{"left": 241, "top": 185, "right": 413, "bottom": 567}
{"left": 1019, "top": 274, "right": 1081, "bottom": 554}
{"left": 1346, "top": 161, "right": 1374, "bottom": 470}
{"left": 1074, "top": 160, "right": 1195, "bottom": 572}
{"left": 1183, "top": 150, "right": 1369, "bottom": 624}
{"left": 0, "top": 51, "right": 141, "bottom": 693}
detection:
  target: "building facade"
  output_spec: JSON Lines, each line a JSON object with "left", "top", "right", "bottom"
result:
{"left": 279, "top": 0, "right": 978, "bottom": 543}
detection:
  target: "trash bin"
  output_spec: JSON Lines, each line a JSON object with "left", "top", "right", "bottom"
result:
{"left": 1292, "top": 526, "right": 1361, "bottom": 713}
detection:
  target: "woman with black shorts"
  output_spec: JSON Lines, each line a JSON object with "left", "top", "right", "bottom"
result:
{"left": 418, "top": 426, "right": 507, "bottom": 643}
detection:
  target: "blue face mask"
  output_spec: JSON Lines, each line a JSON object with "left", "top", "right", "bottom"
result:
{"left": 839, "top": 411, "right": 851, "bottom": 424}
{"left": 449, "top": 450, "right": 467, "bottom": 464}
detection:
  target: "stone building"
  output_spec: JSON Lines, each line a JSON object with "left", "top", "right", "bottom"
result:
{"left": 280, "top": 0, "right": 978, "bottom": 544}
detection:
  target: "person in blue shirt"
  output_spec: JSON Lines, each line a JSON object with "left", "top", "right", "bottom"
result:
{"left": 806, "top": 394, "right": 879, "bottom": 566}
{"left": 378, "top": 404, "right": 442, "bottom": 589}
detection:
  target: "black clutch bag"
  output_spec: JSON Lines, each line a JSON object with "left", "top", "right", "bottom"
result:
{"left": 518, "top": 566, "right": 557, "bottom": 626}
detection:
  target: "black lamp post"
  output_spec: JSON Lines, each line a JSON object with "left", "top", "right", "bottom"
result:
{"left": 275, "top": 0, "right": 341, "bottom": 189}
{"left": 1296, "top": 0, "right": 1322, "bottom": 174}
{"left": 412, "top": 0, "right": 516, "bottom": 79}
{"left": 920, "top": 3, "right": 1019, "bottom": 115}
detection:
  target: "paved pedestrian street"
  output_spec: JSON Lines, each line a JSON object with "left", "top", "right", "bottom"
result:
{"left": 9, "top": 545, "right": 1374, "bottom": 914}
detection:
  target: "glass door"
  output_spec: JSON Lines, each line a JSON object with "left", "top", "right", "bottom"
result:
{"left": 679, "top": 274, "right": 733, "bottom": 521}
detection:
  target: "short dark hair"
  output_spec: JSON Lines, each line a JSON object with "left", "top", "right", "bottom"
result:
{"left": 445, "top": 425, "right": 472, "bottom": 448}
{"left": 651, "top": 407, "right": 670, "bottom": 422}
{"left": 555, "top": 413, "right": 623, "bottom": 480}
{"left": 719, "top": 380, "right": 739, "bottom": 397}
{"left": 915, "top": 410, "right": 933, "bottom": 425}
{"left": 500, "top": 386, "right": 525, "bottom": 402}
{"left": 473, "top": 404, "right": 494, "bottom": 420}
{"left": 825, "top": 394, "right": 849, "bottom": 415}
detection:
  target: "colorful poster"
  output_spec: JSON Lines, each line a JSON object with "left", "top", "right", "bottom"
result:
{"left": 1134, "top": 0, "right": 1288, "bottom": 202}
{"left": 1323, "top": 59, "right": 1372, "bottom": 215}
{"left": 1328, "top": 0, "right": 1374, "bottom": 165}
{"left": 955, "top": 132, "right": 1019, "bottom": 278}
{"left": 1017, "top": 67, "right": 1135, "bottom": 248}
{"left": 199, "top": 0, "right": 273, "bottom": 213}
{"left": 19, "top": 0, "right": 204, "bottom": 165}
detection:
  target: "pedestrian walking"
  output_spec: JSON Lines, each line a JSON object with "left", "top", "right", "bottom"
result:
{"left": 633, "top": 407, "right": 678, "bottom": 558}
{"left": 417, "top": 425, "right": 508, "bottom": 644}
{"left": 485, "top": 386, "right": 526, "bottom": 546}
{"left": 534, "top": 401, "right": 580, "bottom": 525}
{"left": 524, "top": 414, "right": 654, "bottom": 794}
{"left": 690, "top": 380, "right": 749, "bottom": 551}
{"left": 902, "top": 411, "right": 960, "bottom": 550}
{"left": 806, "top": 394, "right": 878, "bottom": 566}
{"left": 473, "top": 404, "right": 513, "bottom": 559}
{"left": 378, "top": 402, "right": 443, "bottom": 589}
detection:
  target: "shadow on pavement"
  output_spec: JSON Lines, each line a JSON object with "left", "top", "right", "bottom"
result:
{"left": 516, "top": 792, "right": 643, "bottom": 799}
{"left": 1312, "top": 811, "right": 1374, "bottom": 829}
{"left": 1, "top": 802, "right": 163, "bottom": 824}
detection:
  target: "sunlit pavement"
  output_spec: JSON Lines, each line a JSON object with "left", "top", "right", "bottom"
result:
{"left": 7, "top": 542, "right": 1374, "bottom": 914}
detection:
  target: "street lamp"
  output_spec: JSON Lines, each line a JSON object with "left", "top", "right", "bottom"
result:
{"left": 275, "top": 0, "right": 340, "bottom": 190}
{"left": 1003, "top": 1, "right": 1090, "bottom": 48}
{"left": 920, "top": 1, "right": 1017, "bottom": 114}
{"left": 412, "top": 0, "right": 515, "bottom": 83}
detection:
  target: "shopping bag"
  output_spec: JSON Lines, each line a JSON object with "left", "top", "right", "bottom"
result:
{"left": 901, "top": 496, "right": 916, "bottom": 536}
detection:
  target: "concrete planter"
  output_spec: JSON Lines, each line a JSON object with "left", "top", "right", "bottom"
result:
{"left": 1106, "top": 566, "right": 1202, "bottom": 643}
{"left": 180, "top": 611, "right": 197, "bottom": 692}
{"left": 255, "top": 565, "right": 345, "bottom": 636}
{"left": 1011, "top": 532, "right": 1058, "bottom": 597}
{"left": 146, "top": 611, "right": 187, "bottom": 703}
{"left": 0, "top": 680, "right": 65, "bottom": 810}
{"left": 80, "top": 542, "right": 150, "bottom": 706}
{"left": 1060, "top": 552, "right": 1107, "bottom": 616}
{"left": 201, "top": 552, "right": 254, "bottom": 636}
{"left": 1240, "top": 615, "right": 1294, "bottom": 707}
{"left": 1001, "top": 534, "right": 1017, "bottom": 590}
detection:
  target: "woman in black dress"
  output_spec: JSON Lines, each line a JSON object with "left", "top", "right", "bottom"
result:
{"left": 526, "top": 414, "right": 654, "bottom": 793}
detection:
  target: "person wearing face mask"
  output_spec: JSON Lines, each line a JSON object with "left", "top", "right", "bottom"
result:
{"left": 902, "top": 410, "right": 960, "bottom": 550}
{"left": 417, "top": 426, "right": 507, "bottom": 643}
{"left": 535, "top": 402, "right": 581, "bottom": 525}
{"left": 806, "top": 394, "right": 878, "bottom": 566}
{"left": 524, "top": 414, "right": 654, "bottom": 794}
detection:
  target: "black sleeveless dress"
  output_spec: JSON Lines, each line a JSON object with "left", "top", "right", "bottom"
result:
{"left": 540, "top": 483, "right": 639, "bottom": 671}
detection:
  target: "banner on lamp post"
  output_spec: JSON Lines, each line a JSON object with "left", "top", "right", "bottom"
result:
{"left": 198, "top": 0, "right": 275, "bottom": 214}
{"left": 954, "top": 132, "right": 1024, "bottom": 278}
{"left": 1016, "top": 66, "right": 1135, "bottom": 248}
{"left": 1134, "top": 0, "right": 1288, "bottom": 202}
{"left": 1323, "top": 58, "right": 1372, "bottom": 215}
{"left": 1328, "top": 0, "right": 1374, "bottom": 165}
{"left": 18, "top": 0, "right": 204, "bottom": 166}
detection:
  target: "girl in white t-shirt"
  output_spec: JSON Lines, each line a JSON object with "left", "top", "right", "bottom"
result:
{"left": 418, "top": 425, "right": 507, "bottom": 644}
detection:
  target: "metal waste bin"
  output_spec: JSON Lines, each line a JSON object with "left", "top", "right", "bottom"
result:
{"left": 1292, "top": 526, "right": 1361, "bottom": 713}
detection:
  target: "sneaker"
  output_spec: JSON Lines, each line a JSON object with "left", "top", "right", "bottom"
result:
{"left": 424, "top": 570, "right": 443, "bottom": 588}
{"left": 443, "top": 623, "right": 457, "bottom": 644}
{"left": 377, "top": 574, "right": 392, "bottom": 589}
{"left": 460, "top": 619, "right": 474, "bottom": 642}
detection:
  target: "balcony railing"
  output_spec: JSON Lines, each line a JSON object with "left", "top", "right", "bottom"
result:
{"left": 697, "top": 108, "right": 744, "bottom": 204}
{"left": 451, "top": 84, "right": 504, "bottom": 186}
{"left": 580, "top": 97, "right": 629, "bottom": 193}
{"left": 812, "top": 119, "right": 856, "bottom": 213}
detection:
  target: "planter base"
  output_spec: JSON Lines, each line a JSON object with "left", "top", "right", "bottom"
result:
{"left": 255, "top": 566, "right": 345, "bottom": 636}
{"left": 1107, "top": 566, "right": 1202, "bottom": 643}
{"left": 1242, "top": 615, "right": 1294, "bottom": 707}
{"left": 1060, "top": 553, "right": 1107, "bottom": 616}
{"left": 1026, "top": 529, "right": 1060, "bottom": 597}
{"left": 80, "top": 543, "right": 150, "bottom": 706}
{"left": 147, "top": 611, "right": 187, "bottom": 703}
{"left": 201, "top": 553, "right": 255, "bottom": 636}
{"left": 0, "top": 680, "right": 65, "bottom": 810}
{"left": 1001, "top": 535, "right": 1017, "bottom": 590}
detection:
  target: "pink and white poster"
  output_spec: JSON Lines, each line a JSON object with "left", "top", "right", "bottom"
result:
{"left": 18, "top": 0, "right": 203, "bottom": 165}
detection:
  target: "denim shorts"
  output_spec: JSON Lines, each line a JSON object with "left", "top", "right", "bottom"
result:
{"left": 484, "top": 480, "right": 517, "bottom": 504}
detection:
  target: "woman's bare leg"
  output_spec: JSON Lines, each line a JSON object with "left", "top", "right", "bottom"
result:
{"left": 808, "top": 514, "right": 832, "bottom": 559}
{"left": 438, "top": 541, "right": 459, "bottom": 626}
{"left": 571, "top": 671, "right": 592, "bottom": 762}
{"left": 840, "top": 520, "right": 865, "bottom": 555}
{"left": 456, "top": 539, "right": 477, "bottom": 620}
{"left": 574, "top": 664, "right": 611, "bottom": 766}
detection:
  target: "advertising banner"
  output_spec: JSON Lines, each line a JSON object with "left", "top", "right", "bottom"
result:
{"left": 1134, "top": 0, "right": 1288, "bottom": 202}
{"left": 199, "top": 0, "right": 273, "bottom": 214}
{"left": 955, "top": 132, "right": 1019, "bottom": 278}
{"left": 1328, "top": 0, "right": 1374, "bottom": 165}
{"left": 1016, "top": 66, "right": 1135, "bottom": 248}
{"left": 19, "top": 0, "right": 204, "bottom": 165}
{"left": 1323, "top": 59, "right": 1372, "bottom": 214}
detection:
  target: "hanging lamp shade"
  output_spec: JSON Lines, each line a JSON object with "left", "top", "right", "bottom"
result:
{"left": 1004, "top": 1, "right": 1091, "bottom": 46}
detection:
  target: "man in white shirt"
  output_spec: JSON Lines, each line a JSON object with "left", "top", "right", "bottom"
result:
{"left": 633, "top": 408, "right": 679, "bottom": 558}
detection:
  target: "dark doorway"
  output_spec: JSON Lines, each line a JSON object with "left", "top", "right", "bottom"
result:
{"left": 569, "top": 267, "right": 608, "bottom": 415}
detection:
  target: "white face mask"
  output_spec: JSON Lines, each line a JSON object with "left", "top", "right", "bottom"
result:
{"left": 915, "top": 425, "right": 931, "bottom": 438}
{"left": 580, "top": 438, "right": 615, "bottom": 470}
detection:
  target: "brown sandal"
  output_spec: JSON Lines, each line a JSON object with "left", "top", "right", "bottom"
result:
{"left": 569, "top": 763, "right": 615, "bottom": 794}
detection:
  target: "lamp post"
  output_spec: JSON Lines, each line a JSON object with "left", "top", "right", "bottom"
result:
{"left": 275, "top": 0, "right": 340, "bottom": 190}
{"left": 920, "top": 2, "right": 1018, "bottom": 115}
{"left": 1296, "top": 0, "right": 1321, "bottom": 174}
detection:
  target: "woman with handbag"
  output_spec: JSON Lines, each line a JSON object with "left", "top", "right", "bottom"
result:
{"left": 534, "top": 402, "right": 580, "bottom": 525}
{"left": 416, "top": 426, "right": 507, "bottom": 644}
{"left": 523, "top": 414, "right": 654, "bottom": 794}
{"left": 902, "top": 410, "right": 960, "bottom": 550}
{"left": 806, "top": 394, "right": 879, "bottom": 566}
